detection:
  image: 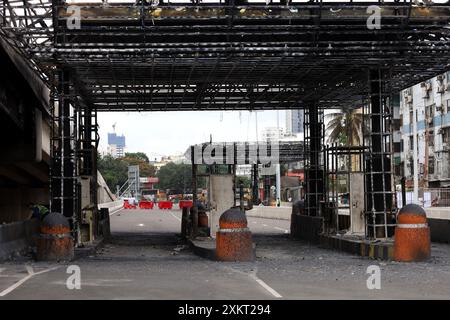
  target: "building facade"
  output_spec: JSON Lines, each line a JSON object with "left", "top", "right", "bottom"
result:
{"left": 399, "top": 72, "right": 450, "bottom": 188}
{"left": 107, "top": 132, "right": 126, "bottom": 158}
{"left": 285, "top": 110, "right": 304, "bottom": 134}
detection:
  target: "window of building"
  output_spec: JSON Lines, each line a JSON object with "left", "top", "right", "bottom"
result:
{"left": 428, "top": 131, "right": 434, "bottom": 147}
{"left": 443, "top": 128, "right": 450, "bottom": 143}
{"left": 409, "top": 136, "right": 414, "bottom": 151}
{"left": 429, "top": 156, "right": 435, "bottom": 175}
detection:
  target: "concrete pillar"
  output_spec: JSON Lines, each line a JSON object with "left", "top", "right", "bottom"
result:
{"left": 366, "top": 69, "right": 394, "bottom": 238}
{"left": 252, "top": 164, "right": 259, "bottom": 205}
{"left": 305, "top": 103, "right": 324, "bottom": 216}
{"left": 209, "top": 174, "right": 234, "bottom": 238}
{"left": 51, "top": 70, "right": 76, "bottom": 221}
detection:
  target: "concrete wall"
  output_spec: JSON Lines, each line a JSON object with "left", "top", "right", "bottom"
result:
{"left": 98, "top": 200, "right": 123, "bottom": 214}
{"left": 0, "top": 218, "right": 39, "bottom": 261}
{"left": 97, "top": 170, "right": 116, "bottom": 204}
{"left": 246, "top": 206, "right": 291, "bottom": 220}
{"left": 0, "top": 187, "right": 49, "bottom": 223}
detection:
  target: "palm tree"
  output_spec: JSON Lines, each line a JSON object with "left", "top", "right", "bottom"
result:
{"left": 325, "top": 108, "right": 364, "bottom": 146}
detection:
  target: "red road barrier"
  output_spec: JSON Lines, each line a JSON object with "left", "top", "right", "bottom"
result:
{"left": 179, "top": 200, "right": 193, "bottom": 209}
{"left": 158, "top": 201, "right": 173, "bottom": 209}
{"left": 139, "top": 200, "right": 154, "bottom": 209}
{"left": 123, "top": 199, "right": 137, "bottom": 209}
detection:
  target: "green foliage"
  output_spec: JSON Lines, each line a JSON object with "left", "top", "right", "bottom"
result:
{"left": 121, "top": 153, "right": 156, "bottom": 177}
{"left": 156, "top": 162, "right": 207, "bottom": 192}
{"left": 97, "top": 151, "right": 156, "bottom": 191}
{"left": 156, "top": 162, "right": 192, "bottom": 192}
{"left": 236, "top": 175, "right": 251, "bottom": 188}
{"left": 97, "top": 154, "right": 128, "bottom": 191}
{"left": 124, "top": 152, "right": 149, "bottom": 163}
{"left": 325, "top": 109, "right": 364, "bottom": 146}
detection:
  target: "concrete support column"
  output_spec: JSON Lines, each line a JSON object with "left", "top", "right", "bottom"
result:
{"left": 366, "top": 69, "right": 395, "bottom": 238}
{"left": 305, "top": 103, "right": 324, "bottom": 216}
{"left": 252, "top": 163, "right": 259, "bottom": 205}
{"left": 51, "top": 70, "right": 75, "bottom": 218}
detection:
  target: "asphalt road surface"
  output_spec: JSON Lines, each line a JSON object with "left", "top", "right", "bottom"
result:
{"left": 1, "top": 208, "right": 450, "bottom": 299}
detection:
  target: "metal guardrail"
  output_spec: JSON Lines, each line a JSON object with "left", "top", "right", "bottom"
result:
{"left": 397, "top": 188, "right": 450, "bottom": 208}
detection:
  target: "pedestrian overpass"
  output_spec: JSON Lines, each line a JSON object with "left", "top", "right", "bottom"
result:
{"left": 1, "top": 0, "right": 450, "bottom": 244}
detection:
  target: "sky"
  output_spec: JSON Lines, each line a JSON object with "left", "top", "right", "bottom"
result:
{"left": 98, "top": 110, "right": 285, "bottom": 159}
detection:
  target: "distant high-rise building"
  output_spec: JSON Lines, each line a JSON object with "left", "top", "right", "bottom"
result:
{"left": 107, "top": 132, "right": 126, "bottom": 158}
{"left": 285, "top": 110, "right": 304, "bottom": 134}
{"left": 261, "top": 127, "right": 284, "bottom": 142}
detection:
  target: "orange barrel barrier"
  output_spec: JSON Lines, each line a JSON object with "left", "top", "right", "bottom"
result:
{"left": 139, "top": 200, "right": 154, "bottom": 209}
{"left": 394, "top": 204, "right": 431, "bottom": 262}
{"left": 179, "top": 200, "right": 193, "bottom": 209}
{"left": 158, "top": 201, "right": 173, "bottom": 209}
{"left": 37, "top": 212, "right": 74, "bottom": 261}
{"left": 216, "top": 208, "right": 254, "bottom": 261}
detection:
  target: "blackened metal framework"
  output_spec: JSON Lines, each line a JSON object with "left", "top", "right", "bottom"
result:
{"left": 2, "top": 0, "right": 450, "bottom": 240}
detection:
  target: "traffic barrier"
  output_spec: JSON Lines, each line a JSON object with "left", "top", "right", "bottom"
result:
{"left": 37, "top": 212, "right": 74, "bottom": 261}
{"left": 394, "top": 204, "right": 431, "bottom": 262}
{"left": 158, "top": 201, "right": 173, "bottom": 209}
{"left": 179, "top": 200, "right": 193, "bottom": 209}
{"left": 216, "top": 208, "right": 254, "bottom": 261}
{"left": 123, "top": 199, "right": 136, "bottom": 209}
{"left": 139, "top": 200, "right": 154, "bottom": 209}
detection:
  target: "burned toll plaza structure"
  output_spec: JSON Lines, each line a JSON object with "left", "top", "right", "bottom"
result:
{"left": 1, "top": 0, "right": 450, "bottom": 260}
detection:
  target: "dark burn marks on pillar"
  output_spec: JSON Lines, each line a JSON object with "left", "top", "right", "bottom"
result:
{"left": 365, "top": 69, "right": 396, "bottom": 239}
{"left": 304, "top": 104, "right": 325, "bottom": 217}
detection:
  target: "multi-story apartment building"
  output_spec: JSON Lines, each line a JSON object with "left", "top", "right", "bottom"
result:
{"left": 285, "top": 110, "right": 304, "bottom": 134}
{"left": 399, "top": 72, "right": 450, "bottom": 188}
{"left": 107, "top": 132, "right": 126, "bottom": 158}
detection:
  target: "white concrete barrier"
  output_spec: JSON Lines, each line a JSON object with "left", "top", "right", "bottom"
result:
{"left": 246, "top": 206, "right": 291, "bottom": 221}
{"left": 425, "top": 207, "right": 450, "bottom": 220}
{"left": 98, "top": 200, "right": 123, "bottom": 213}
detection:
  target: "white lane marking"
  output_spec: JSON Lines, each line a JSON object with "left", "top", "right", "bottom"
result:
{"left": 170, "top": 211, "right": 181, "bottom": 222}
{"left": 250, "top": 274, "right": 283, "bottom": 298}
{"left": 0, "top": 265, "right": 60, "bottom": 297}
{"left": 109, "top": 208, "right": 124, "bottom": 216}
{"left": 137, "top": 223, "right": 144, "bottom": 227}
{"left": 220, "top": 265, "right": 282, "bottom": 299}
{"left": 262, "top": 224, "right": 268, "bottom": 227}
{"left": 274, "top": 227, "right": 289, "bottom": 234}
{"left": 252, "top": 221, "right": 257, "bottom": 224}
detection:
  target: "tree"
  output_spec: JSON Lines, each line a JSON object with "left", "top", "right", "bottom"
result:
{"left": 121, "top": 153, "right": 156, "bottom": 177}
{"left": 97, "top": 151, "right": 156, "bottom": 192}
{"left": 237, "top": 175, "right": 251, "bottom": 188}
{"left": 97, "top": 154, "right": 128, "bottom": 191}
{"left": 156, "top": 162, "right": 193, "bottom": 192}
{"left": 325, "top": 108, "right": 364, "bottom": 146}
{"left": 124, "top": 152, "right": 149, "bottom": 163}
